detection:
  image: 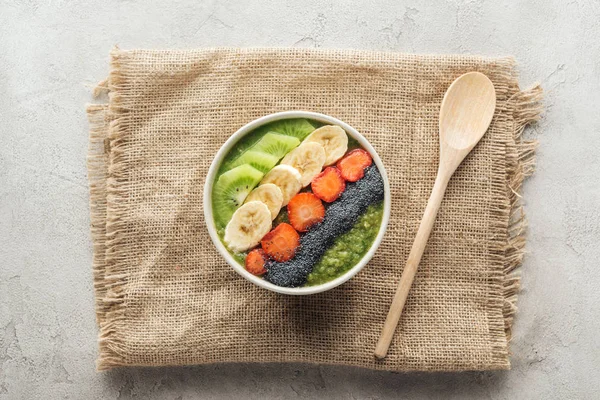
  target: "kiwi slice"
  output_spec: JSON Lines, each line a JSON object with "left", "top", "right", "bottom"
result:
{"left": 259, "top": 118, "right": 316, "bottom": 140}
{"left": 225, "top": 150, "right": 280, "bottom": 173}
{"left": 252, "top": 132, "right": 300, "bottom": 160}
{"left": 212, "top": 164, "right": 264, "bottom": 228}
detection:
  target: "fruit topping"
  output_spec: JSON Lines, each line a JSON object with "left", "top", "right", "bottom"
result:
{"left": 212, "top": 164, "right": 264, "bottom": 228}
{"left": 280, "top": 142, "right": 326, "bottom": 187}
{"left": 224, "top": 201, "right": 272, "bottom": 253}
{"left": 311, "top": 167, "right": 346, "bottom": 203}
{"left": 244, "top": 183, "right": 284, "bottom": 220}
{"left": 258, "top": 119, "right": 316, "bottom": 140}
{"left": 245, "top": 248, "right": 268, "bottom": 276}
{"left": 261, "top": 223, "right": 300, "bottom": 262}
{"left": 251, "top": 132, "right": 301, "bottom": 160}
{"left": 226, "top": 150, "right": 279, "bottom": 173}
{"left": 336, "top": 149, "right": 373, "bottom": 182}
{"left": 304, "top": 125, "right": 348, "bottom": 165}
{"left": 260, "top": 165, "right": 302, "bottom": 206}
{"left": 287, "top": 192, "right": 325, "bottom": 232}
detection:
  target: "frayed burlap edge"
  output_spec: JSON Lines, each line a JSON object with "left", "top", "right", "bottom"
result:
{"left": 487, "top": 75, "right": 542, "bottom": 369}
{"left": 87, "top": 48, "right": 131, "bottom": 370}
{"left": 86, "top": 48, "right": 543, "bottom": 371}
{"left": 503, "top": 84, "right": 543, "bottom": 340}
{"left": 87, "top": 104, "right": 109, "bottom": 323}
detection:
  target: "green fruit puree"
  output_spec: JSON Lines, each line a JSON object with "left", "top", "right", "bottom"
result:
{"left": 306, "top": 202, "right": 383, "bottom": 286}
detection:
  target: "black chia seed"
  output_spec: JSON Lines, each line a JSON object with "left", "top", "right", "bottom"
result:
{"left": 265, "top": 165, "right": 385, "bottom": 287}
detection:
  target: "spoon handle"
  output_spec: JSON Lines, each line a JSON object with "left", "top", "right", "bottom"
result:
{"left": 375, "top": 172, "right": 450, "bottom": 359}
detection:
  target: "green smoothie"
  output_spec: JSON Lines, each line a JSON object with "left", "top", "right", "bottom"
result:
{"left": 306, "top": 202, "right": 383, "bottom": 286}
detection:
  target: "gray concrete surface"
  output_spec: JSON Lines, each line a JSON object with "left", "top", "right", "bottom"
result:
{"left": 1, "top": 0, "right": 599, "bottom": 399}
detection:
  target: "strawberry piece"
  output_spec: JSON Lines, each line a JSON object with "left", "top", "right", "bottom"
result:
{"left": 287, "top": 193, "right": 325, "bottom": 232}
{"left": 245, "top": 248, "right": 268, "bottom": 276}
{"left": 336, "top": 149, "right": 373, "bottom": 182}
{"left": 261, "top": 223, "right": 300, "bottom": 262}
{"left": 311, "top": 167, "right": 346, "bottom": 202}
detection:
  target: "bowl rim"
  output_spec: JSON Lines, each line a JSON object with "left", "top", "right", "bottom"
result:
{"left": 203, "top": 111, "right": 391, "bottom": 295}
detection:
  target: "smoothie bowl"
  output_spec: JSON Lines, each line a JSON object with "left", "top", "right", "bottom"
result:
{"left": 203, "top": 111, "right": 390, "bottom": 295}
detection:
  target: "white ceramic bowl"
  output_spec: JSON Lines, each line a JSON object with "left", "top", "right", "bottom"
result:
{"left": 203, "top": 111, "right": 391, "bottom": 295}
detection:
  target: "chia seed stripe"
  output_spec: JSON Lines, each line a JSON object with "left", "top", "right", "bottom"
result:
{"left": 265, "top": 165, "right": 385, "bottom": 287}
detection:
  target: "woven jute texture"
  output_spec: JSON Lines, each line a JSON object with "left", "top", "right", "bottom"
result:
{"left": 87, "top": 48, "right": 542, "bottom": 371}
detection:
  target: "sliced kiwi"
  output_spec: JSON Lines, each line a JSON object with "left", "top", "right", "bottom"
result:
{"left": 259, "top": 118, "right": 316, "bottom": 140}
{"left": 225, "top": 150, "right": 280, "bottom": 173}
{"left": 251, "top": 132, "right": 300, "bottom": 160}
{"left": 212, "top": 164, "right": 264, "bottom": 228}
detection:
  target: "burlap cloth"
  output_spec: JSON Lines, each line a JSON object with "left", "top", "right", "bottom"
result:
{"left": 87, "top": 48, "right": 542, "bottom": 371}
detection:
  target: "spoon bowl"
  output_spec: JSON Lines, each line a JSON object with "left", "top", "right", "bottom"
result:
{"left": 439, "top": 72, "right": 497, "bottom": 151}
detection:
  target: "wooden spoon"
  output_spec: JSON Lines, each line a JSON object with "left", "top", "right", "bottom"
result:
{"left": 374, "top": 72, "right": 497, "bottom": 359}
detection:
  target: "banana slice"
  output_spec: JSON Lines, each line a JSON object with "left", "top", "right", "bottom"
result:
{"left": 260, "top": 165, "right": 302, "bottom": 206}
{"left": 245, "top": 183, "right": 283, "bottom": 220}
{"left": 304, "top": 125, "right": 348, "bottom": 166}
{"left": 224, "top": 201, "right": 272, "bottom": 253}
{"left": 280, "top": 142, "right": 326, "bottom": 187}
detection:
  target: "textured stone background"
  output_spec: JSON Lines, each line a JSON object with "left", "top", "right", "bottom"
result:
{"left": 1, "top": 0, "right": 599, "bottom": 399}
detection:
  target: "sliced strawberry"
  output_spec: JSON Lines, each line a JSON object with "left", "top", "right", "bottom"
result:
{"left": 261, "top": 223, "right": 300, "bottom": 262}
{"left": 311, "top": 167, "right": 346, "bottom": 203}
{"left": 287, "top": 193, "right": 325, "bottom": 232}
{"left": 245, "top": 248, "right": 268, "bottom": 276}
{"left": 336, "top": 149, "right": 373, "bottom": 182}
